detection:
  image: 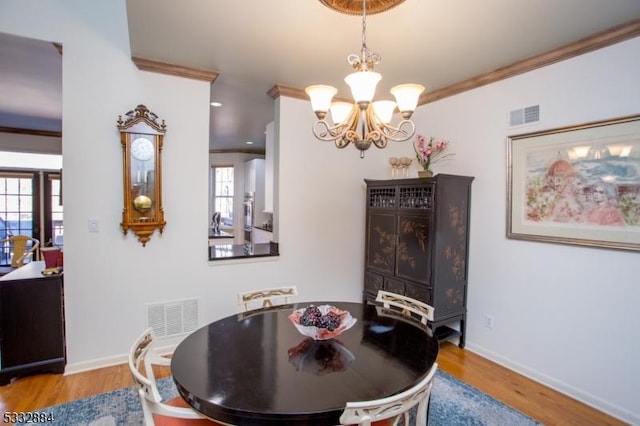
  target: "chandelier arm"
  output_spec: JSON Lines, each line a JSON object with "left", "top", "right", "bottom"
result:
{"left": 340, "top": 130, "right": 363, "bottom": 149}
{"left": 311, "top": 120, "right": 348, "bottom": 142}
{"left": 369, "top": 133, "right": 388, "bottom": 149}
{"left": 379, "top": 119, "right": 417, "bottom": 143}
{"left": 311, "top": 107, "right": 363, "bottom": 144}
{"left": 364, "top": 107, "right": 387, "bottom": 149}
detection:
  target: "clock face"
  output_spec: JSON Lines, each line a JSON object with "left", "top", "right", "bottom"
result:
{"left": 131, "top": 137, "right": 154, "bottom": 161}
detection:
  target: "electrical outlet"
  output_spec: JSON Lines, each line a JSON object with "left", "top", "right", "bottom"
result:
{"left": 484, "top": 314, "right": 495, "bottom": 329}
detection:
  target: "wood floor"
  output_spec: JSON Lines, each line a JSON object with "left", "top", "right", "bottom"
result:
{"left": 0, "top": 342, "right": 625, "bottom": 425}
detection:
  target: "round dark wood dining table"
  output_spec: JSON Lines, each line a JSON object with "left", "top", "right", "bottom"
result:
{"left": 171, "top": 301, "right": 439, "bottom": 425}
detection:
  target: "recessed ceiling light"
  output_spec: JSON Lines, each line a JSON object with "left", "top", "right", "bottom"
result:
{"left": 210, "top": 101, "right": 222, "bottom": 107}
{"left": 245, "top": 141, "right": 254, "bottom": 145}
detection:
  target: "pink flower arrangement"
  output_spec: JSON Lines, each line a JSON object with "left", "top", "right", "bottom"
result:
{"left": 413, "top": 135, "right": 453, "bottom": 171}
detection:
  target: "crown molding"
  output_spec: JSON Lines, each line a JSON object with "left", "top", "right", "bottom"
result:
{"left": 267, "top": 84, "right": 351, "bottom": 103}
{"left": 419, "top": 18, "right": 640, "bottom": 105}
{"left": 268, "top": 85, "right": 306, "bottom": 100}
{"left": 0, "top": 126, "right": 62, "bottom": 138}
{"left": 132, "top": 57, "right": 219, "bottom": 83}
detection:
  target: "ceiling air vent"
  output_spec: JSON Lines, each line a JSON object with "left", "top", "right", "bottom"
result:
{"left": 509, "top": 105, "right": 540, "bottom": 127}
{"left": 146, "top": 297, "right": 199, "bottom": 338}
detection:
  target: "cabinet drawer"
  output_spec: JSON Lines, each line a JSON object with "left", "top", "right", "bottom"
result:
{"left": 405, "top": 281, "right": 433, "bottom": 305}
{"left": 384, "top": 277, "right": 405, "bottom": 294}
{"left": 364, "top": 271, "right": 384, "bottom": 295}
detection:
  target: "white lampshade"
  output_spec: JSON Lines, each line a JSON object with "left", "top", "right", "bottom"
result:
{"left": 330, "top": 102, "right": 354, "bottom": 125}
{"left": 372, "top": 100, "right": 396, "bottom": 124}
{"left": 390, "top": 84, "right": 425, "bottom": 113}
{"left": 345, "top": 71, "right": 382, "bottom": 104}
{"left": 305, "top": 85, "right": 338, "bottom": 114}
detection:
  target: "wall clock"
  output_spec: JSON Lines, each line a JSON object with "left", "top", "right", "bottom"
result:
{"left": 117, "top": 104, "right": 166, "bottom": 246}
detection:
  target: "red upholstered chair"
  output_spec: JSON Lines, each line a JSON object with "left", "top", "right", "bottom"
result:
{"left": 128, "top": 328, "right": 230, "bottom": 425}
{"left": 339, "top": 362, "right": 438, "bottom": 426}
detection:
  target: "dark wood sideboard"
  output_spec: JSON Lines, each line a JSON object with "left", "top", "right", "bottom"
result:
{"left": 363, "top": 174, "right": 474, "bottom": 347}
{"left": 0, "top": 261, "right": 66, "bottom": 385}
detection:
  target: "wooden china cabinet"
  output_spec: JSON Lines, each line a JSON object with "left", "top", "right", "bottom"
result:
{"left": 363, "top": 174, "right": 474, "bottom": 347}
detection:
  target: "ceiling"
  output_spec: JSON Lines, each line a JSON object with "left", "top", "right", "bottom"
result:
{"left": 2, "top": 1, "right": 640, "bottom": 152}
{"left": 0, "top": 32, "right": 62, "bottom": 133}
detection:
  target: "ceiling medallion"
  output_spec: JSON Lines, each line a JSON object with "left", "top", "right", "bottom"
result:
{"left": 318, "top": 0, "right": 405, "bottom": 15}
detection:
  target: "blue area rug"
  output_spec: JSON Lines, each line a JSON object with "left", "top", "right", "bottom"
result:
{"left": 31, "top": 371, "right": 540, "bottom": 425}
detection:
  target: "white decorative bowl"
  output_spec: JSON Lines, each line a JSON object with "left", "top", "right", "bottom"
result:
{"left": 288, "top": 305, "right": 357, "bottom": 341}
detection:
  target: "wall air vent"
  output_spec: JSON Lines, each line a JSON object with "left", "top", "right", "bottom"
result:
{"left": 146, "top": 297, "right": 199, "bottom": 338}
{"left": 509, "top": 105, "right": 540, "bottom": 127}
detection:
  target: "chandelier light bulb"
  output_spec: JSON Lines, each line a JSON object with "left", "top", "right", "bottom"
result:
{"left": 372, "top": 100, "right": 397, "bottom": 124}
{"left": 390, "top": 84, "right": 425, "bottom": 118}
{"left": 305, "top": 85, "right": 338, "bottom": 119}
{"left": 330, "top": 102, "right": 354, "bottom": 125}
{"left": 345, "top": 71, "right": 381, "bottom": 107}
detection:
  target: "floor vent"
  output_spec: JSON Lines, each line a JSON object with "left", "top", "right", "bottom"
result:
{"left": 146, "top": 298, "right": 199, "bottom": 338}
{"left": 509, "top": 105, "right": 540, "bottom": 127}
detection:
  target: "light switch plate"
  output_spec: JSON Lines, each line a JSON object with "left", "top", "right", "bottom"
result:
{"left": 88, "top": 218, "right": 99, "bottom": 233}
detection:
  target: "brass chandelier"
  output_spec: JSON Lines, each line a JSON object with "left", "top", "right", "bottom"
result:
{"left": 306, "top": 0, "right": 425, "bottom": 158}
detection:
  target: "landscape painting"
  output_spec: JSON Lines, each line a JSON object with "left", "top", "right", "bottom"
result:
{"left": 507, "top": 114, "right": 640, "bottom": 251}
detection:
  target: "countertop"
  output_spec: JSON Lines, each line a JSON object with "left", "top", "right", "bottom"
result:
{"left": 253, "top": 225, "right": 273, "bottom": 232}
{"left": 209, "top": 230, "right": 234, "bottom": 239}
{"left": 209, "top": 242, "right": 279, "bottom": 260}
{"left": 0, "top": 261, "right": 62, "bottom": 281}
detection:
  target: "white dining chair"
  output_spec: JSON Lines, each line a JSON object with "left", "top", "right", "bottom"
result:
{"left": 237, "top": 285, "right": 298, "bottom": 311}
{"left": 339, "top": 362, "right": 438, "bottom": 426}
{"left": 375, "top": 290, "right": 435, "bottom": 325}
{"left": 128, "top": 327, "right": 229, "bottom": 425}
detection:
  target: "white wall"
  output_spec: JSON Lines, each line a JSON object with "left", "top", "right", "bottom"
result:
{"left": 409, "top": 37, "right": 640, "bottom": 424}
{"left": 2, "top": 1, "right": 638, "bottom": 423}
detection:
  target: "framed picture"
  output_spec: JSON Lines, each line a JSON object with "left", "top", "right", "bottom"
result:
{"left": 507, "top": 114, "right": 640, "bottom": 251}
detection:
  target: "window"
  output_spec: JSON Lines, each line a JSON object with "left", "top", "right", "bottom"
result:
{"left": 0, "top": 172, "right": 36, "bottom": 265}
{"left": 0, "top": 170, "right": 62, "bottom": 266}
{"left": 48, "top": 173, "right": 64, "bottom": 247}
{"left": 212, "top": 166, "right": 234, "bottom": 225}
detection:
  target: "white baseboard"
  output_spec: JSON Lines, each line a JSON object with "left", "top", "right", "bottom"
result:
{"left": 465, "top": 342, "right": 639, "bottom": 426}
{"left": 64, "top": 343, "right": 178, "bottom": 376}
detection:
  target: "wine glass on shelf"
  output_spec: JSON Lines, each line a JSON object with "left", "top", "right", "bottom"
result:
{"left": 389, "top": 157, "right": 399, "bottom": 178}
{"left": 399, "top": 157, "right": 413, "bottom": 178}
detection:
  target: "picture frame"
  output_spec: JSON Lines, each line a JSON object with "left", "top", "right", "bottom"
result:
{"left": 507, "top": 114, "right": 640, "bottom": 251}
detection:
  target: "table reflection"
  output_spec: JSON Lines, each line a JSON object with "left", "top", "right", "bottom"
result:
{"left": 288, "top": 337, "right": 355, "bottom": 375}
